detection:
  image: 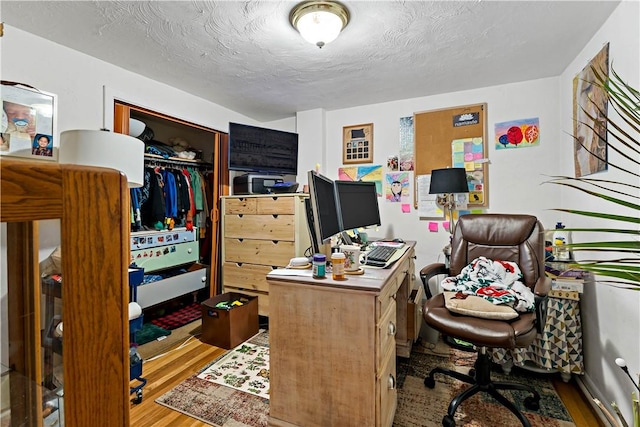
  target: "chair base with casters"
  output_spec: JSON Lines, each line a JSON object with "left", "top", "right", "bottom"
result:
{"left": 420, "top": 214, "right": 551, "bottom": 427}
{"left": 424, "top": 347, "right": 540, "bottom": 427}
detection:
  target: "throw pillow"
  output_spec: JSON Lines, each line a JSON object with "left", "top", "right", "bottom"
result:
{"left": 443, "top": 291, "right": 519, "bottom": 320}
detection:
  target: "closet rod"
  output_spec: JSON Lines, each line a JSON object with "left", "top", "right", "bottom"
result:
{"left": 144, "top": 155, "right": 213, "bottom": 170}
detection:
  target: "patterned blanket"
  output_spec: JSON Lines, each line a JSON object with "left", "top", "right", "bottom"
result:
{"left": 441, "top": 256, "right": 535, "bottom": 312}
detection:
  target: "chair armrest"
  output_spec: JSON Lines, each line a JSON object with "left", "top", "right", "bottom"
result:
{"left": 419, "top": 263, "right": 449, "bottom": 299}
{"left": 533, "top": 276, "right": 552, "bottom": 333}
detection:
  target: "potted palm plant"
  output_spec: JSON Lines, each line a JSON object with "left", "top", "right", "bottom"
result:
{"left": 546, "top": 66, "right": 639, "bottom": 291}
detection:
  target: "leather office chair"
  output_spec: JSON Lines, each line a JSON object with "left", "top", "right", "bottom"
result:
{"left": 420, "top": 214, "right": 551, "bottom": 427}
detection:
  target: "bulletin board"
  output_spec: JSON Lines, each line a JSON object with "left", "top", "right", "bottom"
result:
{"left": 413, "top": 103, "right": 488, "bottom": 208}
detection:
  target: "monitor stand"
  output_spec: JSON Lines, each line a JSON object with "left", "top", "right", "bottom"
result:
{"left": 340, "top": 231, "right": 353, "bottom": 246}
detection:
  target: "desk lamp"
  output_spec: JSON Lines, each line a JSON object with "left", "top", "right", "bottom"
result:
{"left": 429, "top": 167, "right": 469, "bottom": 259}
{"left": 59, "top": 129, "right": 144, "bottom": 188}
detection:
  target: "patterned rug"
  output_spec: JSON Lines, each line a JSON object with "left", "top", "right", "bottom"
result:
{"left": 156, "top": 332, "right": 575, "bottom": 427}
{"left": 395, "top": 343, "right": 576, "bottom": 426}
{"left": 197, "top": 342, "right": 269, "bottom": 399}
{"left": 150, "top": 302, "right": 202, "bottom": 330}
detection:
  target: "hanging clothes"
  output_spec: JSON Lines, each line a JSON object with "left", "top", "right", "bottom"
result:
{"left": 140, "top": 167, "right": 165, "bottom": 230}
{"left": 161, "top": 168, "right": 178, "bottom": 219}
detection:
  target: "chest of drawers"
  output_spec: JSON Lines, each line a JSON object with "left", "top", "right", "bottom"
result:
{"left": 221, "top": 194, "right": 311, "bottom": 316}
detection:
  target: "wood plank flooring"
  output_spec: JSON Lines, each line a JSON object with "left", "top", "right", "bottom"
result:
{"left": 129, "top": 336, "right": 602, "bottom": 427}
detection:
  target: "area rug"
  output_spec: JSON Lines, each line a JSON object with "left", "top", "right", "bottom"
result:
{"left": 197, "top": 342, "right": 269, "bottom": 398}
{"left": 156, "top": 333, "right": 575, "bottom": 427}
{"left": 394, "top": 343, "right": 576, "bottom": 426}
{"left": 155, "top": 332, "right": 269, "bottom": 427}
{"left": 150, "top": 302, "right": 202, "bottom": 330}
{"left": 134, "top": 323, "right": 171, "bottom": 345}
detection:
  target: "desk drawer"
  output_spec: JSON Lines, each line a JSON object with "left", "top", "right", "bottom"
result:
{"left": 377, "top": 272, "right": 403, "bottom": 318}
{"left": 408, "top": 285, "right": 424, "bottom": 343}
{"left": 224, "top": 197, "right": 257, "bottom": 214}
{"left": 377, "top": 299, "right": 397, "bottom": 371}
{"left": 377, "top": 346, "right": 397, "bottom": 427}
{"left": 131, "top": 240, "right": 199, "bottom": 273}
{"left": 223, "top": 262, "right": 271, "bottom": 293}
{"left": 256, "top": 196, "right": 295, "bottom": 215}
{"left": 224, "top": 238, "right": 294, "bottom": 267}
{"left": 224, "top": 214, "right": 295, "bottom": 241}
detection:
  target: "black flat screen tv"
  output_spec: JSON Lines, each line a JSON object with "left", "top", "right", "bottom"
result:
{"left": 228, "top": 122, "right": 299, "bottom": 175}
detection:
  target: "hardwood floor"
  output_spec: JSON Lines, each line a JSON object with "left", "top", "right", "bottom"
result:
{"left": 129, "top": 337, "right": 602, "bottom": 427}
{"left": 129, "top": 338, "right": 224, "bottom": 427}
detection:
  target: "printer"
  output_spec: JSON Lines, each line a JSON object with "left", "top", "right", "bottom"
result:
{"left": 233, "top": 174, "right": 284, "bottom": 195}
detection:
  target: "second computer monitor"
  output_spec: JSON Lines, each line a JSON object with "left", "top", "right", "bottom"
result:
{"left": 335, "top": 180, "right": 381, "bottom": 231}
{"left": 307, "top": 170, "right": 342, "bottom": 252}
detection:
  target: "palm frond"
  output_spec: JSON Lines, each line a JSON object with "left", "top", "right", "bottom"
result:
{"left": 548, "top": 66, "right": 640, "bottom": 290}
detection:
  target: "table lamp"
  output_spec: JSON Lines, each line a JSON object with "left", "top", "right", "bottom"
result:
{"left": 58, "top": 129, "right": 144, "bottom": 188}
{"left": 429, "top": 167, "right": 469, "bottom": 236}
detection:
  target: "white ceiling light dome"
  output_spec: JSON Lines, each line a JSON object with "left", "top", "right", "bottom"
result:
{"left": 290, "top": 1, "right": 350, "bottom": 48}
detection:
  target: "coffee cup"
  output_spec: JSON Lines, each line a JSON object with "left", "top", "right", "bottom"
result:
{"left": 340, "top": 245, "right": 364, "bottom": 272}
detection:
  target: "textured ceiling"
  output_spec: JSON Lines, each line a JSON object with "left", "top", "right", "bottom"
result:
{"left": 2, "top": 1, "right": 620, "bottom": 122}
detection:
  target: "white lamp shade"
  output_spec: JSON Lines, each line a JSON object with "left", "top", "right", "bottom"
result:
{"left": 59, "top": 129, "right": 145, "bottom": 188}
{"left": 128, "top": 118, "right": 146, "bottom": 138}
{"left": 296, "top": 10, "right": 344, "bottom": 46}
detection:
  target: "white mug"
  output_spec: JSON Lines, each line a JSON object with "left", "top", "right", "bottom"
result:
{"left": 340, "top": 245, "right": 363, "bottom": 271}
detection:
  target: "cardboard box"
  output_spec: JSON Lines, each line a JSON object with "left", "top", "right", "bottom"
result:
{"left": 201, "top": 292, "right": 259, "bottom": 349}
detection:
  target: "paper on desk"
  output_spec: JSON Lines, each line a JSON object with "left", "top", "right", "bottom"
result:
{"left": 267, "top": 268, "right": 314, "bottom": 277}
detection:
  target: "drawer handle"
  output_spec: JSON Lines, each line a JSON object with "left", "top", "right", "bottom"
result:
{"left": 388, "top": 322, "right": 396, "bottom": 336}
{"left": 391, "top": 294, "right": 396, "bottom": 301}
{"left": 201, "top": 276, "right": 207, "bottom": 282}
{"left": 236, "top": 262, "right": 243, "bottom": 267}
{"left": 272, "top": 214, "right": 278, "bottom": 218}
{"left": 187, "top": 248, "right": 192, "bottom": 254}
{"left": 237, "top": 238, "right": 244, "bottom": 242}
{"left": 388, "top": 374, "right": 396, "bottom": 390}
{"left": 272, "top": 240, "right": 279, "bottom": 244}
{"left": 238, "top": 214, "right": 244, "bottom": 218}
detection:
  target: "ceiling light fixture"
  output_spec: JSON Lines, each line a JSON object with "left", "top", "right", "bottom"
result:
{"left": 290, "top": 1, "right": 350, "bottom": 48}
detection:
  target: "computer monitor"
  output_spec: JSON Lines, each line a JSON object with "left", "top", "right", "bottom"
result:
{"left": 307, "top": 170, "right": 341, "bottom": 253}
{"left": 335, "top": 180, "right": 381, "bottom": 237}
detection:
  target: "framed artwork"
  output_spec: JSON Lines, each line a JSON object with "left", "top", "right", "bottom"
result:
{"left": 343, "top": 123, "right": 373, "bottom": 164}
{"left": 573, "top": 43, "right": 609, "bottom": 177}
{"left": 338, "top": 165, "right": 382, "bottom": 196}
{"left": 1, "top": 82, "right": 57, "bottom": 161}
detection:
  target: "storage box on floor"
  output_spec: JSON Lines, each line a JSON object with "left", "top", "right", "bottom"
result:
{"left": 201, "top": 292, "right": 259, "bottom": 349}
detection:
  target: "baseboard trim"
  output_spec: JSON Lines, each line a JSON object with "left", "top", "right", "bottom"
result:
{"left": 575, "top": 376, "right": 615, "bottom": 427}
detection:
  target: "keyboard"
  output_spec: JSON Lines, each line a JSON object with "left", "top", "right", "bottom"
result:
{"left": 364, "top": 244, "right": 405, "bottom": 267}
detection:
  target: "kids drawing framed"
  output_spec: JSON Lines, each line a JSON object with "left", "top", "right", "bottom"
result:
{"left": 1, "top": 81, "right": 58, "bottom": 161}
{"left": 343, "top": 123, "right": 373, "bottom": 164}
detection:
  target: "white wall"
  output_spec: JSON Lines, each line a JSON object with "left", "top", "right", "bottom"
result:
{"left": 558, "top": 1, "right": 640, "bottom": 420}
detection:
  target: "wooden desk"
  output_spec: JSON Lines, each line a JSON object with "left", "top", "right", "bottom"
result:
{"left": 267, "top": 243, "right": 416, "bottom": 427}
